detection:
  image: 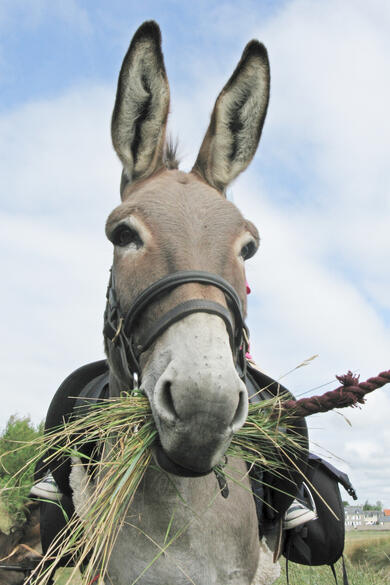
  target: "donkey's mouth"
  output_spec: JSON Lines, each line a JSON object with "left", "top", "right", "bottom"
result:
{"left": 153, "top": 443, "right": 213, "bottom": 478}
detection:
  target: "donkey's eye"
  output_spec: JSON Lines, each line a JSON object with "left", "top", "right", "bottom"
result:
{"left": 111, "top": 225, "right": 143, "bottom": 248}
{"left": 241, "top": 241, "right": 256, "bottom": 260}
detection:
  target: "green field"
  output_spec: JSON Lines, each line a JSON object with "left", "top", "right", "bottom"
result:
{"left": 274, "top": 530, "right": 390, "bottom": 585}
{"left": 53, "top": 530, "right": 390, "bottom": 584}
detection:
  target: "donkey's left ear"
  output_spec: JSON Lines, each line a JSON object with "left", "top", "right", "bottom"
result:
{"left": 111, "top": 21, "right": 170, "bottom": 197}
{"left": 192, "top": 40, "right": 270, "bottom": 194}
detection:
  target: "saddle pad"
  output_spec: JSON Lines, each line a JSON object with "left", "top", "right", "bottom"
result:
{"left": 44, "top": 360, "right": 109, "bottom": 496}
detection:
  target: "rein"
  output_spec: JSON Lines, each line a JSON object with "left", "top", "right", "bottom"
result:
{"left": 103, "top": 269, "right": 248, "bottom": 386}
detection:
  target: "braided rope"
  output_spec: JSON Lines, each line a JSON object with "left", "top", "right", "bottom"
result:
{"left": 281, "top": 369, "right": 390, "bottom": 418}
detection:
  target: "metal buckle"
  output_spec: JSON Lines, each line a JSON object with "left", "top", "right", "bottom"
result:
{"left": 242, "top": 326, "right": 250, "bottom": 351}
{"left": 131, "top": 372, "right": 144, "bottom": 397}
{"left": 111, "top": 317, "right": 124, "bottom": 343}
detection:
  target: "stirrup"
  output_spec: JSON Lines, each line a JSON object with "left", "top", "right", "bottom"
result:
{"left": 29, "top": 472, "right": 63, "bottom": 502}
{"left": 283, "top": 498, "right": 317, "bottom": 530}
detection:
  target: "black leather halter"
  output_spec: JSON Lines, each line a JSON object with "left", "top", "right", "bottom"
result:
{"left": 103, "top": 268, "right": 248, "bottom": 385}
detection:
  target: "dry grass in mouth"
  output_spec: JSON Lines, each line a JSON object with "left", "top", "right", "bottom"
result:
{"left": 2, "top": 390, "right": 307, "bottom": 585}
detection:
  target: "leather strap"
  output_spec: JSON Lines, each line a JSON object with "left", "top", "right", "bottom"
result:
{"left": 342, "top": 555, "right": 349, "bottom": 585}
{"left": 104, "top": 269, "right": 246, "bottom": 380}
{"left": 123, "top": 270, "right": 242, "bottom": 330}
{"left": 123, "top": 270, "right": 243, "bottom": 348}
{"left": 330, "top": 563, "right": 339, "bottom": 584}
{"left": 137, "top": 299, "right": 234, "bottom": 354}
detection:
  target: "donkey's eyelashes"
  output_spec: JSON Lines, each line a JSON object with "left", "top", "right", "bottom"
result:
{"left": 110, "top": 224, "right": 143, "bottom": 249}
{"left": 241, "top": 240, "right": 257, "bottom": 261}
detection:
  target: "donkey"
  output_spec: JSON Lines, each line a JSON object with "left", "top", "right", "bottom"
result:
{"left": 67, "top": 20, "right": 280, "bottom": 585}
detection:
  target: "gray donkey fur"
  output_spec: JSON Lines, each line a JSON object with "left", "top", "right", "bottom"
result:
{"left": 70, "top": 20, "right": 280, "bottom": 585}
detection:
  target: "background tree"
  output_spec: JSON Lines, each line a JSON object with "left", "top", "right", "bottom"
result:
{"left": 0, "top": 415, "right": 43, "bottom": 525}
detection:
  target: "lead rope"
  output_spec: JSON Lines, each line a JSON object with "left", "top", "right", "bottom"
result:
{"left": 280, "top": 370, "right": 390, "bottom": 418}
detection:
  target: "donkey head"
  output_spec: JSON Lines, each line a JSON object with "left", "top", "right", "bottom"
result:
{"left": 105, "top": 21, "right": 269, "bottom": 474}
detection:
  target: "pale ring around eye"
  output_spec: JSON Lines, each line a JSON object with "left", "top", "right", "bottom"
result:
{"left": 111, "top": 225, "right": 143, "bottom": 248}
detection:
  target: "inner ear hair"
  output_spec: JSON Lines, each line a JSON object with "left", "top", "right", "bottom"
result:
{"left": 111, "top": 21, "right": 170, "bottom": 194}
{"left": 192, "top": 40, "right": 270, "bottom": 193}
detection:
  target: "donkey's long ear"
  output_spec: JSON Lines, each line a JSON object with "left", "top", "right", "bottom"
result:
{"left": 192, "top": 41, "right": 270, "bottom": 193}
{"left": 111, "top": 21, "right": 170, "bottom": 197}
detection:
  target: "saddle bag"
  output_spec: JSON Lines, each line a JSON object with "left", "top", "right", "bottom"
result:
{"left": 283, "top": 453, "right": 357, "bottom": 568}
{"left": 38, "top": 360, "right": 109, "bottom": 496}
{"left": 246, "top": 362, "right": 309, "bottom": 522}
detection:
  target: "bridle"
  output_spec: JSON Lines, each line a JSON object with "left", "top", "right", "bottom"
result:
{"left": 103, "top": 268, "right": 249, "bottom": 388}
{"left": 102, "top": 269, "right": 310, "bottom": 491}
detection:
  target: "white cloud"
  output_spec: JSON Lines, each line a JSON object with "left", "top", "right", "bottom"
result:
{"left": 0, "top": 86, "right": 117, "bottom": 429}
{"left": 0, "top": 86, "right": 119, "bottom": 226}
{"left": 0, "top": 211, "right": 112, "bottom": 426}
{"left": 255, "top": 0, "right": 390, "bottom": 305}
{"left": 238, "top": 0, "right": 390, "bottom": 506}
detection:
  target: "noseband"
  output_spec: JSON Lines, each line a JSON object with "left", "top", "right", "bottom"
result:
{"left": 103, "top": 269, "right": 248, "bottom": 386}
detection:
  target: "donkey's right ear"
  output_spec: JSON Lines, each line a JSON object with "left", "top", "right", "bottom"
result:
{"left": 111, "top": 21, "right": 170, "bottom": 198}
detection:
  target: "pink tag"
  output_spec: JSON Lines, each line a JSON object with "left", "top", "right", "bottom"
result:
{"left": 245, "top": 280, "right": 252, "bottom": 360}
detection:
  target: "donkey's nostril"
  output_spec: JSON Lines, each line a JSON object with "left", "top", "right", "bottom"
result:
{"left": 231, "top": 388, "right": 248, "bottom": 432}
{"left": 155, "top": 379, "right": 178, "bottom": 422}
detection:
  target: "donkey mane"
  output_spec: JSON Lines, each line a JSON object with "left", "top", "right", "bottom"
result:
{"left": 163, "top": 136, "right": 179, "bottom": 169}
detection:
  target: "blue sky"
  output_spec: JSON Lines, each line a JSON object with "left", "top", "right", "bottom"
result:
{"left": 0, "top": 1, "right": 284, "bottom": 111}
{"left": 1, "top": 0, "right": 390, "bottom": 507}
